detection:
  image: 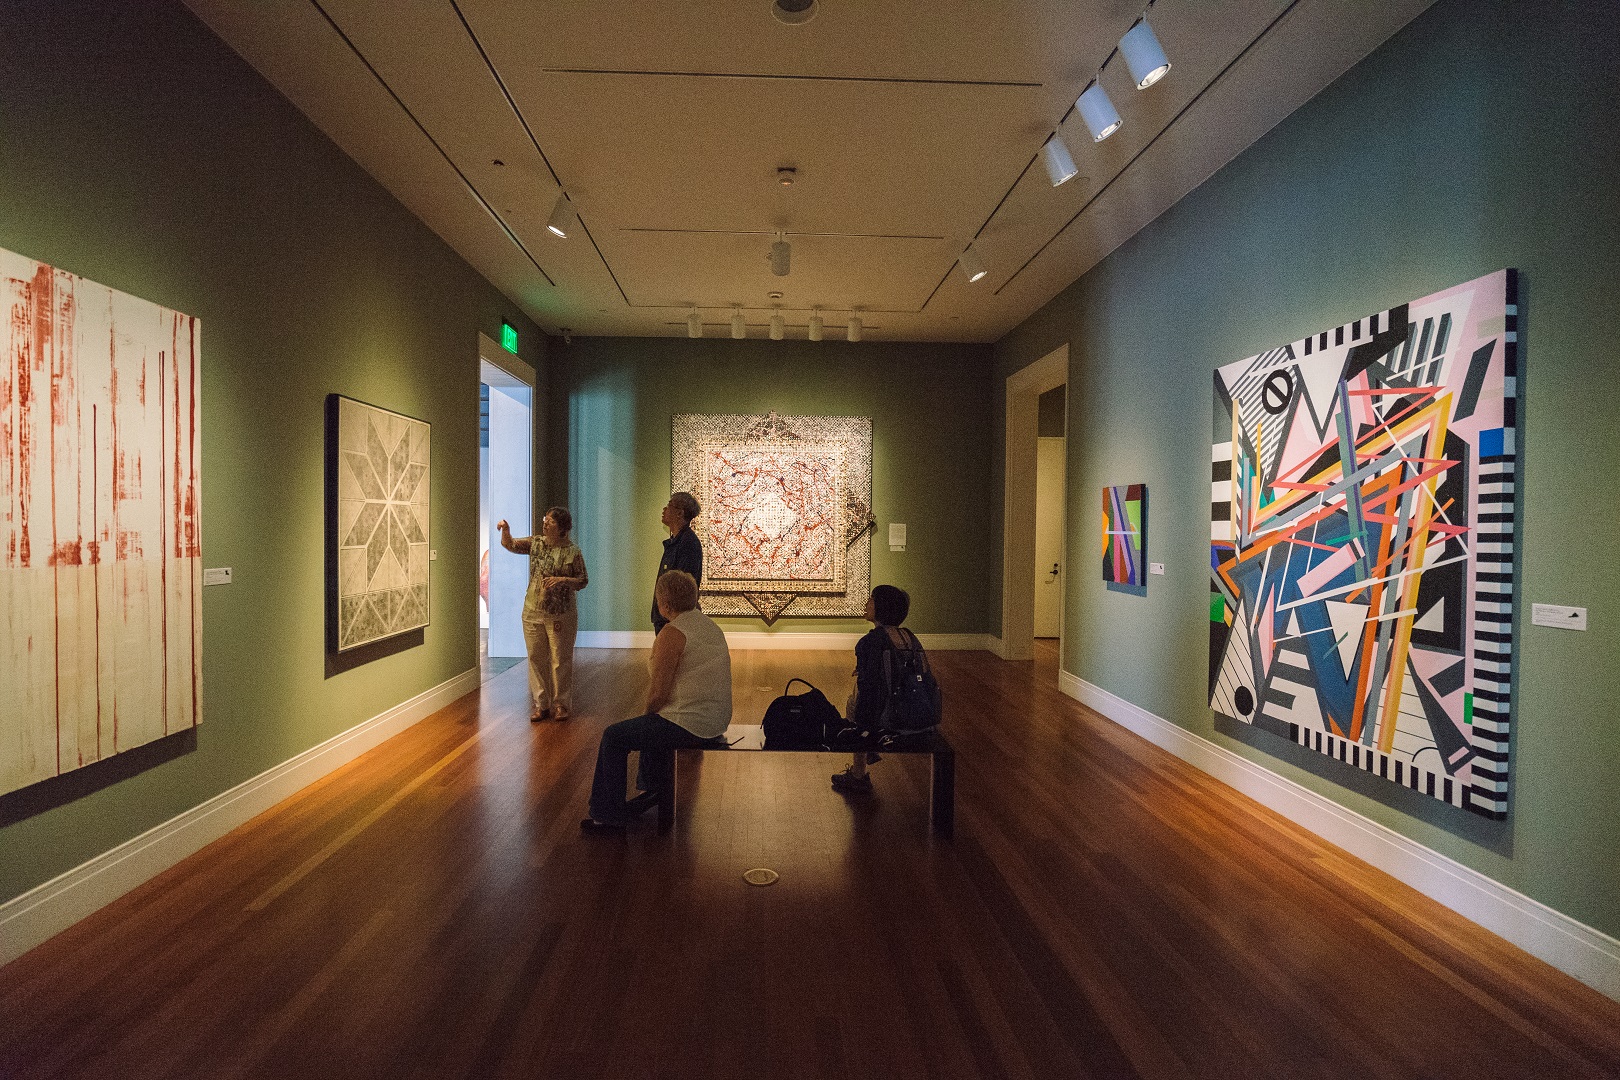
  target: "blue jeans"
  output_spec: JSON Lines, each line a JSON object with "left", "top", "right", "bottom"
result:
{"left": 587, "top": 713, "right": 722, "bottom": 824}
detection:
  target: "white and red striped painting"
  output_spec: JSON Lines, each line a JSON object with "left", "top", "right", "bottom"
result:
{"left": 1, "top": 247, "right": 201, "bottom": 798}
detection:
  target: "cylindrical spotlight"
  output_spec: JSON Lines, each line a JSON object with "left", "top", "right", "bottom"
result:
{"left": 1077, "top": 83, "right": 1122, "bottom": 142}
{"left": 731, "top": 307, "right": 746, "bottom": 339}
{"left": 847, "top": 314, "right": 862, "bottom": 343}
{"left": 687, "top": 309, "right": 702, "bottom": 339}
{"left": 1041, "top": 136, "right": 1080, "bottom": 187}
{"left": 546, "top": 193, "right": 573, "bottom": 238}
{"left": 808, "top": 309, "right": 823, "bottom": 341}
{"left": 1120, "top": 20, "right": 1171, "bottom": 89}
{"left": 959, "top": 244, "right": 988, "bottom": 284}
{"left": 770, "top": 312, "right": 785, "bottom": 340}
{"left": 769, "top": 239, "right": 791, "bottom": 276}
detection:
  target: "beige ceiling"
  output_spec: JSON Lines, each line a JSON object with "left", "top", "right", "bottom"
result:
{"left": 184, "top": 0, "right": 1433, "bottom": 343}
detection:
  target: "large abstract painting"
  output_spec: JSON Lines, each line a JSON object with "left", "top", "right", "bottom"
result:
{"left": 672, "top": 412, "right": 874, "bottom": 623}
{"left": 328, "top": 395, "right": 430, "bottom": 652}
{"left": 1103, "top": 484, "right": 1146, "bottom": 586}
{"left": 1, "top": 246, "right": 202, "bottom": 798}
{"left": 1209, "top": 269, "right": 1517, "bottom": 819}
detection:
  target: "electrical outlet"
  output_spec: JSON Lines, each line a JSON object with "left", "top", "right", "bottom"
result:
{"left": 1149, "top": 562, "right": 1165, "bottom": 576}
{"left": 203, "top": 567, "right": 232, "bottom": 586}
{"left": 1531, "top": 603, "right": 1587, "bottom": 631}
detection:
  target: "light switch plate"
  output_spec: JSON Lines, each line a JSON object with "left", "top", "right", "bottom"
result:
{"left": 1531, "top": 603, "right": 1587, "bottom": 631}
{"left": 203, "top": 567, "right": 232, "bottom": 586}
{"left": 1149, "top": 562, "right": 1165, "bottom": 576}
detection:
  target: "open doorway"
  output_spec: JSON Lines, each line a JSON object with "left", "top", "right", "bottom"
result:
{"left": 478, "top": 334, "right": 534, "bottom": 681}
{"left": 1001, "top": 344, "right": 1067, "bottom": 661}
{"left": 1033, "top": 384, "right": 1066, "bottom": 643}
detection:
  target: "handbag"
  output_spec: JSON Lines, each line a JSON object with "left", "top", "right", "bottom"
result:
{"left": 761, "top": 678, "right": 842, "bottom": 747}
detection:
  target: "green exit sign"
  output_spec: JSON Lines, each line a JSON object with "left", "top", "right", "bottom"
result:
{"left": 500, "top": 319, "right": 518, "bottom": 353}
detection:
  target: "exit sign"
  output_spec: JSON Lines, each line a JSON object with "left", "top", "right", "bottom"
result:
{"left": 500, "top": 319, "right": 518, "bottom": 353}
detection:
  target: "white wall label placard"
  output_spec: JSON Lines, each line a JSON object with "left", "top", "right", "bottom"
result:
{"left": 889, "top": 523, "right": 907, "bottom": 551}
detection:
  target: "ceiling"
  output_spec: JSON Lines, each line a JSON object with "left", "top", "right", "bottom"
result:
{"left": 183, "top": 0, "right": 1434, "bottom": 343}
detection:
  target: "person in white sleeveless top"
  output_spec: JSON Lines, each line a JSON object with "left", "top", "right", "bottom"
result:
{"left": 582, "top": 570, "right": 732, "bottom": 831}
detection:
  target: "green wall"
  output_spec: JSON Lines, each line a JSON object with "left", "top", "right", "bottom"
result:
{"left": 547, "top": 337, "right": 995, "bottom": 636}
{"left": 0, "top": 1, "right": 543, "bottom": 904}
{"left": 993, "top": 0, "right": 1620, "bottom": 938}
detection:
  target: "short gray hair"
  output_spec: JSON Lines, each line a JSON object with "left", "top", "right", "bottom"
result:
{"left": 655, "top": 570, "right": 700, "bottom": 614}
{"left": 669, "top": 491, "right": 700, "bottom": 524}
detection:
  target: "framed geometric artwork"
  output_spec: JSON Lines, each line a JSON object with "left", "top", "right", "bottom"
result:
{"left": 672, "top": 412, "right": 874, "bottom": 624}
{"left": 0, "top": 245, "right": 202, "bottom": 797}
{"left": 1102, "top": 484, "right": 1146, "bottom": 585}
{"left": 326, "top": 395, "right": 430, "bottom": 652}
{"left": 1210, "top": 269, "right": 1517, "bottom": 818}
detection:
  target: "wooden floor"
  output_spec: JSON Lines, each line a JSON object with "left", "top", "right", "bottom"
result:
{"left": 4, "top": 642, "right": 1619, "bottom": 1080}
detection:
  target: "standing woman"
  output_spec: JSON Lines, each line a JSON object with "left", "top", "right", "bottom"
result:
{"left": 496, "top": 507, "right": 588, "bottom": 721}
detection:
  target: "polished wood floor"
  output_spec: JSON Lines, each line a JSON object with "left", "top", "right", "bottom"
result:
{"left": 4, "top": 641, "right": 1618, "bottom": 1079}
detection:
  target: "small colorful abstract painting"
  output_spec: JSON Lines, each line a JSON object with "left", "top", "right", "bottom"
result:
{"left": 1102, "top": 485, "right": 1146, "bottom": 586}
{"left": 0, "top": 246, "right": 202, "bottom": 797}
{"left": 1209, "top": 269, "right": 1517, "bottom": 819}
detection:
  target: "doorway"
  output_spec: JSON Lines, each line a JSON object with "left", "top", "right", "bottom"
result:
{"left": 1033, "top": 385, "right": 1067, "bottom": 641}
{"left": 478, "top": 334, "right": 534, "bottom": 679}
{"left": 1000, "top": 344, "right": 1067, "bottom": 661}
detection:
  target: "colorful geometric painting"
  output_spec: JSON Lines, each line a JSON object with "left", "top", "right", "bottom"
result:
{"left": 1209, "top": 269, "right": 1517, "bottom": 819}
{"left": 328, "top": 395, "right": 430, "bottom": 651}
{"left": 1102, "top": 484, "right": 1145, "bottom": 585}
{"left": 672, "top": 412, "right": 874, "bottom": 623}
{"left": 0, "top": 246, "right": 202, "bottom": 798}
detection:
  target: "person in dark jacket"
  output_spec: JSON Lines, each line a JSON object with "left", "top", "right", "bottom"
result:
{"left": 652, "top": 491, "right": 703, "bottom": 634}
{"left": 832, "top": 584, "right": 917, "bottom": 793}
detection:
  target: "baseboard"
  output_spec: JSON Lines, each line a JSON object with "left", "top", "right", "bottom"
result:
{"left": 0, "top": 667, "right": 481, "bottom": 967}
{"left": 1056, "top": 669, "right": 1620, "bottom": 1003}
{"left": 578, "top": 631, "right": 1000, "bottom": 652}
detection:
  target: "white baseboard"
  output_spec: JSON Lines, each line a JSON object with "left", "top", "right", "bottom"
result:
{"left": 0, "top": 667, "right": 481, "bottom": 967}
{"left": 578, "top": 631, "right": 1000, "bottom": 652}
{"left": 1057, "top": 669, "right": 1620, "bottom": 1004}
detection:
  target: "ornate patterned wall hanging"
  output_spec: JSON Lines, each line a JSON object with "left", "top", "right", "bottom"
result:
{"left": 327, "top": 395, "right": 430, "bottom": 651}
{"left": 0, "top": 246, "right": 202, "bottom": 797}
{"left": 1210, "top": 269, "right": 1517, "bottom": 818}
{"left": 672, "top": 412, "right": 874, "bottom": 623}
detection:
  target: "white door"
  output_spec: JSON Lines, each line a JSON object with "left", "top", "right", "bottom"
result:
{"left": 1033, "top": 436, "right": 1066, "bottom": 638}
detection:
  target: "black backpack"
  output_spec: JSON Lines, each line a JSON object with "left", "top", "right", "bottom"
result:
{"left": 762, "top": 678, "right": 842, "bottom": 746}
{"left": 879, "top": 628, "right": 941, "bottom": 733}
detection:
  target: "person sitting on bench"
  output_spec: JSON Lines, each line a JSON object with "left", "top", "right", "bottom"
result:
{"left": 832, "top": 584, "right": 918, "bottom": 794}
{"left": 581, "top": 570, "right": 732, "bottom": 832}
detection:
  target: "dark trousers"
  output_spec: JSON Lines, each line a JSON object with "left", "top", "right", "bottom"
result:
{"left": 587, "top": 713, "right": 720, "bottom": 824}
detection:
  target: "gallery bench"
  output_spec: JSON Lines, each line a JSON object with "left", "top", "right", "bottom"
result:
{"left": 640, "top": 725, "right": 956, "bottom": 837}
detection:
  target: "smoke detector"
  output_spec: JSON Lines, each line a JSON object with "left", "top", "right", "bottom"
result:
{"left": 771, "top": 0, "right": 817, "bottom": 26}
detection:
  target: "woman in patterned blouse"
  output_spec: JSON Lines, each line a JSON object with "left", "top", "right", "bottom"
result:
{"left": 496, "top": 507, "right": 589, "bottom": 721}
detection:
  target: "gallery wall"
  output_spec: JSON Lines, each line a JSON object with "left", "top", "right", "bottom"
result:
{"left": 0, "top": 1, "right": 543, "bottom": 905}
{"left": 991, "top": 0, "right": 1620, "bottom": 939}
{"left": 545, "top": 337, "right": 996, "bottom": 636}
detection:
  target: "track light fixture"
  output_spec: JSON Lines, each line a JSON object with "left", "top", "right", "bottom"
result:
{"left": 731, "top": 307, "right": 746, "bottom": 339}
{"left": 769, "top": 234, "right": 791, "bottom": 276}
{"left": 808, "top": 309, "right": 823, "bottom": 341}
{"left": 1077, "top": 82, "right": 1122, "bottom": 142}
{"left": 847, "top": 314, "right": 862, "bottom": 343}
{"left": 1041, "top": 136, "right": 1079, "bottom": 187}
{"left": 770, "top": 311, "right": 785, "bottom": 340}
{"left": 959, "top": 243, "right": 988, "bottom": 284}
{"left": 687, "top": 308, "right": 702, "bottom": 339}
{"left": 1119, "top": 19, "right": 1171, "bottom": 89}
{"left": 546, "top": 193, "right": 574, "bottom": 238}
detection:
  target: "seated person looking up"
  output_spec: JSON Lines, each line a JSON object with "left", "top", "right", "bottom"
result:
{"left": 581, "top": 570, "right": 732, "bottom": 832}
{"left": 832, "top": 584, "right": 920, "bottom": 794}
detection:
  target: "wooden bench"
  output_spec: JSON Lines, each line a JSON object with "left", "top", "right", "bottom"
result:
{"left": 640, "top": 725, "right": 956, "bottom": 837}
